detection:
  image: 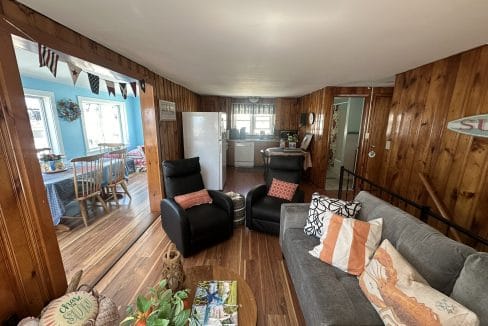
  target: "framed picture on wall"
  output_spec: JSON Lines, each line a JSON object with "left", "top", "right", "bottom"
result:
{"left": 159, "top": 100, "right": 176, "bottom": 121}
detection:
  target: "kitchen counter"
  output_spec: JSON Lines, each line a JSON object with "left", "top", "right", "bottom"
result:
{"left": 227, "top": 139, "right": 280, "bottom": 167}
{"left": 228, "top": 138, "right": 280, "bottom": 142}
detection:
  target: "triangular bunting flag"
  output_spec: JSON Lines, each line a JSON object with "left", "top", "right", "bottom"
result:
{"left": 130, "top": 81, "right": 138, "bottom": 97}
{"left": 88, "top": 73, "right": 100, "bottom": 94}
{"left": 105, "top": 80, "right": 116, "bottom": 96}
{"left": 67, "top": 62, "right": 82, "bottom": 86}
{"left": 119, "top": 83, "right": 128, "bottom": 99}
{"left": 38, "top": 44, "right": 59, "bottom": 77}
{"left": 139, "top": 79, "right": 146, "bottom": 93}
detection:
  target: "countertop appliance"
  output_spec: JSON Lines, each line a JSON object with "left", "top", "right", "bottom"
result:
{"left": 183, "top": 112, "right": 227, "bottom": 190}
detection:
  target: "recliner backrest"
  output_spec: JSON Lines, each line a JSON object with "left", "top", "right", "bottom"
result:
{"left": 162, "top": 157, "right": 205, "bottom": 198}
{"left": 266, "top": 156, "right": 304, "bottom": 187}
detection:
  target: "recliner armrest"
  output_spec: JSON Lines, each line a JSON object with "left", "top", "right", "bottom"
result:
{"left": 160, "top": 198, "right": 191, "bottom": 256}
{"left": 208, "top": 190, "right": 234, "bottom": 219}
{"left": 245, "top": 184, "right": 267, "bottom": 228}
{"left": 291, "top": 188, "right": 305, "bottom": 203}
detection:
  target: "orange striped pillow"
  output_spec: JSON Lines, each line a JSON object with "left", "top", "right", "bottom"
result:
{"left": 309, "top": 214, "right": 382, "bottom": 275}
{"left": 174, "top": 189, "right": 212, "bottom": 210}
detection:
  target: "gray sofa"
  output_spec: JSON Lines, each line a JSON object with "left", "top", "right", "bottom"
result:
{"left": 280, "top": 191, "right": 488, "bottom": 326}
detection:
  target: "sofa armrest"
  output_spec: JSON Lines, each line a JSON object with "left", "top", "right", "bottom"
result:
{"left": 160, "top": 198, "right": 191, "bottom": 256}
{"left": 279, "top": 203, "right": 309, "bottom": 249}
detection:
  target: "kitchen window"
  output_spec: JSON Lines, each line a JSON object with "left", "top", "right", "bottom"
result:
{"left": 79, "top": 97, "right": 128, "bottom": 153}
{"left": 231, "top": 103, "right": 275, "bottom": 135}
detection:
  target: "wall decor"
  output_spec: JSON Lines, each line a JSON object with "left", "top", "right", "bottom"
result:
{"left": 447, "top": 114, "right": 488, "bottom": 138}
{"left": 159, "top": 100, "right": 176, "bottom": 121}
{"left": 309, "top": 112, "right": 316, "bottom": 124}
{"left": 56, "top": 98, "right": 81, "bottom": 122}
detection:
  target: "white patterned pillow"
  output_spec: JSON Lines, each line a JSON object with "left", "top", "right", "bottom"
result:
{"left": 304, "top": 192, "right": 361, "bottom": 238}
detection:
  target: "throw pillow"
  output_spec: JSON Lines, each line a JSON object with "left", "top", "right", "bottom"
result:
{"left": 304, "top": 192, "right": 361, "bottom": 238}
{"left": 174, "top": 189, "right": 212, "bottom": 210}
{"left": 359, "top": 239, "right": 480, "bottom": 326}
{"left": 309, "top": 214, "right": 382, "bottom": 275}
{"left": 267, "top": 178, "right": 298, "bottom": 201}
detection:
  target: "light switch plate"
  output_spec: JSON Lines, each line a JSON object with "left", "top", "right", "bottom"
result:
{"left": 385, "top": 140, "right": 391, "bottom": 150}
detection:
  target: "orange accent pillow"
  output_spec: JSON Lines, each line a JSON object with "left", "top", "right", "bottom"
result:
{"left": 309, "top": 213, "right": 383, "bottom": 275}
{"left": 174, "top": 189, "right": 212, "bottom": 210}
{"left": 267, "top": 178, "right": 299, "bottom": 201}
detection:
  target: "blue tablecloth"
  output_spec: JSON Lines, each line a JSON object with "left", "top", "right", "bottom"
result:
{"left": 42, "top": 159, "right": 135, "bottom": 225}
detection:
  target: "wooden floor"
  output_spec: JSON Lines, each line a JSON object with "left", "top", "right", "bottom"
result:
{"left": 56, "top": 172, "right": 158, "bottom": 286}
{"left": 79, "top": 167, "right": 328, "bottom": 325}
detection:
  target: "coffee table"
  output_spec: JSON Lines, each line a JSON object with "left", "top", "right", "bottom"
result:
{"left": 184, "top": 265, "right": 257, "bottom": 325}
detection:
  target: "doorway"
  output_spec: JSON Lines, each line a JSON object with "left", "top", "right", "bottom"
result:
{"left": 325, "top": 97, "right": 364, "bottom": 190}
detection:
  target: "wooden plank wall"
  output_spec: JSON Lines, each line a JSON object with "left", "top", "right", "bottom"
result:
{"left": 380, "top": 45, "right": 488, "bottom": 244}
{"left": 297, "top": 87, "right": 393, "bottom": 188}
{"left": 200, "top": 96, "right": 299, "bottom": 131}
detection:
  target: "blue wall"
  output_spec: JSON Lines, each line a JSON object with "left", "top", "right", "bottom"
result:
{"left": 21, "top": 76, "right": 144, "bottom": 160}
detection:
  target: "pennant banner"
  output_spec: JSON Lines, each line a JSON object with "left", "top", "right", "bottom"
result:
{"left": 119, "top": 83, "right": 127, "bottom": 99}
{"left": 38, "top": 44, "right": 59, "bottom": 77}
{"left": 88, "top": 73, "right": 100, "bottom": 95}
{"left": 139, "top": 79, "right": 146, "bottom": 93}
{"left": 67, "top": 62, "right": 82, "bottom": 86}
{"left": 105, "top": 80, "right": 116, "bottom": 96}
{"left": 130, "top": 81, "right": 137, "bottom": 97}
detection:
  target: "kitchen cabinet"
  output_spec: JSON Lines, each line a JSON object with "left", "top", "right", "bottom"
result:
{"left": 275, "top": 98, "right": 299, "bottom": 131}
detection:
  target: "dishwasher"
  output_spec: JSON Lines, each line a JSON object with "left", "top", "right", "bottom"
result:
{"left": 234, "top": 141, "right": 254, "bottom": 167}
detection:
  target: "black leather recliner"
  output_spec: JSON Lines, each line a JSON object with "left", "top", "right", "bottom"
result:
{"left": 160, "top": 157, "right": 234, "bottom": 257}
{"left": 246, "top": 156, "right": 304, "bottom": 235}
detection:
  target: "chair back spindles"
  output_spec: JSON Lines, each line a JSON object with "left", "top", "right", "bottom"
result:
{"left": 71, "top": 153, "right": 104, "bottom": 200}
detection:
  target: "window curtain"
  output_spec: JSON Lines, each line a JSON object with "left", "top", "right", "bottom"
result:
{"left": 232, "top": 103, "right": 275, "bottom": 115}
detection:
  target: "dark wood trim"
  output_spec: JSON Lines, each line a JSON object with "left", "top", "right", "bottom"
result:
{"left": 0, "top": 27, "right": 66, "bottom": 319}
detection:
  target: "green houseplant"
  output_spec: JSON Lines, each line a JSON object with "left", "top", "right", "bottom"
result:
{"left": 121, "top": 280, "right": 193, "bottom": 326}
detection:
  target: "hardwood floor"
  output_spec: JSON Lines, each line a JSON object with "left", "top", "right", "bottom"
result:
{"left": 57, "top": 172, "right": 158, "bottom": 287}
{"left": 92, "top": 167, "right": 332, "bottom": 325}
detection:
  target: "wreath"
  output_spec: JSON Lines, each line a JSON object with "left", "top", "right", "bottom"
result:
{"left": 57, "top": 99, "right": 81, "bottom": 122}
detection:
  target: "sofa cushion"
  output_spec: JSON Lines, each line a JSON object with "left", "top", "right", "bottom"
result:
{"left": 451, "top": 253, "right": 488, "bottom": 325}
{"left": 360, "top": 239, "right": 479, "bottom": 326}
{"left": 354, "top": 191, "right": 475, "bottom": 295}
{"left": 282, "top": 228, "right": 382, "bottom": 325}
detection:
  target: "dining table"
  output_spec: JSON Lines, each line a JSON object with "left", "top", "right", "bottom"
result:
{"left": 42, "top": 159, "right": 135, "bottom": 225}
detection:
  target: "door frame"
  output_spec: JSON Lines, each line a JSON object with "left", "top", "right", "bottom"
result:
{"left": 0, "top": 12, "right": 162, "bottom": 319}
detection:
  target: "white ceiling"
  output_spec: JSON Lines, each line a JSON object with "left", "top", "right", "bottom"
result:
{"left": 18, "top": 0, "right": 488, "bottom": 97}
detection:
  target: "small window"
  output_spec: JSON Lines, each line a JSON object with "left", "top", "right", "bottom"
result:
{"left": 231, "top": 103, "right": 275, "bottom": 135}
{"left": 79, "top": 97, "right": 128, "bottom": 153}
{"left": 24, "top": 89, "right": 64, "bottom": 154}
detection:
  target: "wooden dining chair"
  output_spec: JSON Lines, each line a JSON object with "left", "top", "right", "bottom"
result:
{"left": 105, "top": 148, "right": 131, "bottom": 206}
{"left": 71, "top": 154, "right": 109, "bottom": 227}
{"left": 98, "top": 142, "right": 125, "bottom": 154}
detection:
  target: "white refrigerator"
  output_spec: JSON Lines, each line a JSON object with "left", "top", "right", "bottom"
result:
{"left": 182, "top": 112, "right": 227, "bottom": 190}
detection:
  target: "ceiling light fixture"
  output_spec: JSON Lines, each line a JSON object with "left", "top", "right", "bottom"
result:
{"left": 248, "top": 97, "right": 260, "bottom": 103}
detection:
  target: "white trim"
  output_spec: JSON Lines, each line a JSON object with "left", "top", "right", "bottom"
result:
{"left": 24, "top": 89, "right": 65, "bottom": 155}
{"left": 78, "top": 96, "right": 128, "bottom": 154}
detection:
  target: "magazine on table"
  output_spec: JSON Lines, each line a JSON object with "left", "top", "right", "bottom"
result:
{"left": 191, "top": 280, "right": 238, "bottom": 325}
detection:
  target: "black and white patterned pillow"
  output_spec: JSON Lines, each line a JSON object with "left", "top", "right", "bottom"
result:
{"left": 304, "top": 192, "right": 361, "bottom": 238}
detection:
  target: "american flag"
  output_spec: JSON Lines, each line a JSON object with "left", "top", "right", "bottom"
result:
{"left": 38, "top": 44, "right": 59, "bottom": 77}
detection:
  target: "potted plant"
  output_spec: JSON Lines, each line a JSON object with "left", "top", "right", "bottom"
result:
{"left": 121, "top": 280, "right": 194, "bottom": 326}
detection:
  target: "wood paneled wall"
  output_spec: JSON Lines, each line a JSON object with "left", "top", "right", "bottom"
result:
{"left": 380, "top": 45, "right": 488, "bottom": 243}
{"left": 0, "top": 0, "right": 200, "bottom": 319}
{"left": 200, "top": 96, "right": 299, "bottom": 131}
{"left": 297, "top": 87, "right": 393, "bottom": 188}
